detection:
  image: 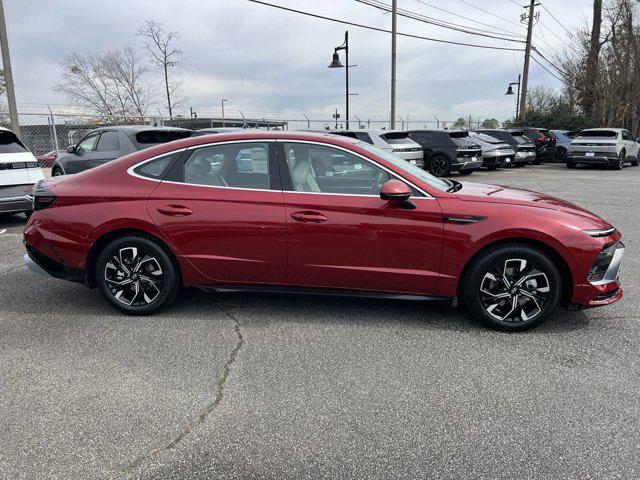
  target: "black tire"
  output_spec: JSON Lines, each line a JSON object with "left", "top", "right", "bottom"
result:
{"left": 95, "top": 235, "right": 180, "bottom": 315}
{"left": 566, "top": 160, "right": 577, "bottom": 168}
{"left": 457, "top": 169, "right": 474, "bottom": 176}
{"left": 461, "top": 244, "right": 562, "bottom": 331}
{"left": 24, "top": 210, "right": 33, "bottom": 220}
{"left": 631, "top": 151, "right": 639, "bottom": 166}
{"left": 428, "top": 155, "right": 451, "bottom": 177}
{"left": 530, "top": 157, "right": 541, "bottom": 165}
{"left": 52, "top": 167, "right": 64, "bottom": 176}
{"left": 613, "top": 150, "right": 625, "bottom": 170}
{"left": 486, "top": 165, "right": 498, "bottom": 171}
{"left": 556, "top": 147, "right": 567, "bottom": 163}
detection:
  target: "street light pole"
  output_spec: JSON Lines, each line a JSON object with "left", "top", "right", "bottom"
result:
{"left": 505, "top": 74, "right": 521, "bottom": 121}
{"left": 329, "top": 31, "right": 357, "bottom": 129}
{"left": 390, "top": 0, "right": 397, "bottom": 130}
{"left": 0, "top": 0, "right": 20, "bottom": 137}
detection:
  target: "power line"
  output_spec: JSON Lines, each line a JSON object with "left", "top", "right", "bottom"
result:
{"left": 460, "top": 0, "right": 527, "bottom": 30}
{"left": 246, "top": 0, "right": 525, "bottom": 51}
{"left": 531, "top": 55, "right": 564, "bottom": 82}
{"left": 531, "top": 48, "right": 567, "bottom": 77}
{"left": 538, "top": 21, "right": 573, "bottom": 50}
{"left": 411, "top": 0, "right": 524, "bottom": 37}
{"left": 539, "top": 3, "right": 576, "bottom": 40}
{"left": 356, "top": 0, "right": 525, "bottom": 42}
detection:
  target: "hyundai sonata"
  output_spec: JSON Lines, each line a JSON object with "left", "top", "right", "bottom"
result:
{"left": 23, "top": 132, "right": 624, "bottom": 330}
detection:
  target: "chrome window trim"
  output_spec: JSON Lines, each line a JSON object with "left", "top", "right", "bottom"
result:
{"left": 126, "top": 138, "right": 433, "bottom": 198}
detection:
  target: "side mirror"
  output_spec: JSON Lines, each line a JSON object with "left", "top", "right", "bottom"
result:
{"left": 380, "top": 179, "right": 415, "bottom": 209}
{"left": 67, "top": 144, "right": 76, "bottom": 154}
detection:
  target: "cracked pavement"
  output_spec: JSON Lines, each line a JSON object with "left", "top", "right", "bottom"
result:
{"left": 1, "top": 163, "right": 639, "bottom": 479}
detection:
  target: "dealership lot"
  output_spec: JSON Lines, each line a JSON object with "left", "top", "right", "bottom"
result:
{"left": 1, "top": 164, "right": 639, "bottom": 479}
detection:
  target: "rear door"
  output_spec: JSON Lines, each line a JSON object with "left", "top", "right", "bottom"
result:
{"left": 146, "top": 140, "right": 286, "bottom": 285}
{"left": 279, "top": 140, "right": 443, "bottom": 295}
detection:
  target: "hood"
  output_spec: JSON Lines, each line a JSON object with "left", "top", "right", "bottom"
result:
{"left": 455, "top": 182, "right": 611, "bottom": 228}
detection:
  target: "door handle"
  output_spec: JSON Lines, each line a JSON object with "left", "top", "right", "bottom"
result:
{"left": 290, "top": 211, "right": 328, "bottom": 223}
{"left": 157, "top": 205, "right": 193, "bottom": 216}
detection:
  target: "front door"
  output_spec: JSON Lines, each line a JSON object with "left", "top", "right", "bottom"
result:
{"left": 146, "top": 141, "right": 286, "bottom": 285}
{"left": 89, "top": 130, "right": 122, "bottom": 169}
{"left": 65, "top": 132, "right": 99, "bottom": 174}
{"left": 279, "top": 141, "right": 443, "bottom": 295}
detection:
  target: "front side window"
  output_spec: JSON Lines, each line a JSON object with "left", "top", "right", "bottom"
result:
{"left": 283, "top": 142, "right": 389, "bottom": 196}
{"left": 183, "top": 142, "right": 270, "bottom": 190}
{"left": 96, "top": 131, "right": 120, "bottom": 151}
{"left": 76, "top": 133, "right": 99, "bottom": 153}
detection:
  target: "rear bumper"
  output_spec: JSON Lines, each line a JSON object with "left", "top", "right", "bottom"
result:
{"left": 515, "top": 152, "right": 535, "bottom": 164}
{"left": 23, "top": 243, "right": 87, "bottom": 285}
{"left": 0, "top": 184, "right": 33, "bottom": 213}
{"left": 568, "top": 154, "right": 618, "bottom": 165}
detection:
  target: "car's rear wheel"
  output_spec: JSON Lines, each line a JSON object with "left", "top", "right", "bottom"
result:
{"left": 631, "top": 151, "right": 639, "bottom": 166}
{"left": 428, "top": 155, "right": 450, "bottom": 177}
{"left": 95, "top": 235, "right": 180, "bottom": 315}
{"left": 462, "top": 244, "right": 561, "bottom": 331}
{"left": 566, "top": 159, "right": 577, "bottom": 168}
{"left": 556, "top": 147, "right": 567, "bottom": 162}
{"left": 458, "top": 170, "right": 474, "bottom": 176}
{"left": 614, "top": 150, "right": 625, "bottom": 170}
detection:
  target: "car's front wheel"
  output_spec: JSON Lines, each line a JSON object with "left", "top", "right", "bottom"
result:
{"left": 462, "top": 244, "right": 562, "bottom": 331}
{"left": 556, "top": 147, "right": 567, "bottom": 163}
{"left": 52, "top": 167, "right": 64, "bottom": 176}
{"left": 95, "top": 235, "right": 180, "bottom": 315}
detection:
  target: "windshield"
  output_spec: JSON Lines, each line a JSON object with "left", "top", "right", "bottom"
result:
{"left": 578, "top": 130, "right": 617, "bottom": 138}
{"left": 357, "top": 141, "right": 450, "bottom": 192}
{"left": 511, "top": 133, "right": 531, "bottom": 144}
{"left": 448, "top": 132, "right": 477, "bottom": 147}
{"left": 380, "top": 132, "right": 414, "bottom": 145}
{"left": 471, "top": 132, "right": 503, "bottom": 144}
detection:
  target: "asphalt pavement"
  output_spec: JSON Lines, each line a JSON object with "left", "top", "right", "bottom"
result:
{"left": 1, "top": 163, "right": 639, "bottom": 479}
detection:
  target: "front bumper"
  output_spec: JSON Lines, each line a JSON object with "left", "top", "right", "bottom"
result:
{"left": 0, "top": 184, "right": 34, "bottom": 214}
{"left": 451, "top": 158, "right": 483, "bottom": 171}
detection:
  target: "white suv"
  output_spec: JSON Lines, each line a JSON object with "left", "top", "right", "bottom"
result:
{"left": 0, "top": 127, "right": 45, "bottom": 219}
{"left": 567, "top": 128, "right": 640, "bottom": 170}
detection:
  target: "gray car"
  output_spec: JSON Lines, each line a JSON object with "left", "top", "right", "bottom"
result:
{"left": 474, "top": 129, "right": 535, "bottom": 166}
{"left": 52, "top": 125, "right": 192, "bottom": 176}
{"left": 330, "top": 129, "right": 424, "bottom": 168}
{"left": 467, "top": 132, "right": 516, "bottom": 169}
{"left": 567, "top": 128, "right": 640, "bottom": 170}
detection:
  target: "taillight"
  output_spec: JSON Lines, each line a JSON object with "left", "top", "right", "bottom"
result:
{"left": 537, "top": 136, "right": 545, "bottom": 141}
{"left": 33, "top": 180, "right": 57, "bottom": 210}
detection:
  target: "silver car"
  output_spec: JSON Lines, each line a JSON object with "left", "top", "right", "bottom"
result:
{"left": 467, "top": 132, "right": 516, "bottom": 170}
{"left": 567, "top": 128, "right": 640, "bottom": 170}
{"left": 330, "top": 129, "right": 424, "bottom": 168}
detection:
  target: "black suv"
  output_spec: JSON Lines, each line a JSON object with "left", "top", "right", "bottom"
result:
{"left": 406, "top": 130, "right": 483, "bottom": 176}
{"left": 52, "top": 126, "right": 192, "bottom": 176}
{"left": 510, "top": 127, "right": 556, "bottom": 163}
{"left": 475, "top": 129, "right": 536, "bottom": 166}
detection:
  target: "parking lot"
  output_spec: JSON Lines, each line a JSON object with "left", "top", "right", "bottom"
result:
{"left": 1, "top": 163, "right": 639, "bottom": 479}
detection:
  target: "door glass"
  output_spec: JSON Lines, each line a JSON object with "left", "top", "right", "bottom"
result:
{"left": 283, "top": 143, "right": 389, "bottom": 195}
{"left": 183, "top": 142, "right": 270, "bottom": 190}
{"left": 96, "top": 131, "right": 120, "bottom": 151}
{"left": 76, "top": 134, "right": 98, "bottom": 154}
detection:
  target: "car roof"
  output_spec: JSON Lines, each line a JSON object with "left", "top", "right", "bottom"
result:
{"left": 92, "top": 125, "right": 192, "bottom": 133}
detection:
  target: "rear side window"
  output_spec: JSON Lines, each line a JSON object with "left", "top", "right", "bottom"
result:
{"left": 450, "top": 132, "right": 477, "bottom": 147}
{"left": 96, "top": 131, "right": 120, "bottom": 151}
{"left": 134, "top": 130, "right": 191, "bottom": 149}
{"left": 133, "top": 151, "right": 183, "bottom": 179}
{"left": 0, "top": 131, "right": 28, "bottom": 153}
{"left": 355, "top": 132, "right": 374, "bottom": 144}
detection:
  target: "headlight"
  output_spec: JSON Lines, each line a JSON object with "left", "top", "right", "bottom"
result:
{"left": 582, "top": 227, "right": 615, "bottom": 237}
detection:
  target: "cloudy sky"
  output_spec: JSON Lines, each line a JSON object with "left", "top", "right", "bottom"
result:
{"left": 5, "top": 0, "right": 592, "bottom": 123}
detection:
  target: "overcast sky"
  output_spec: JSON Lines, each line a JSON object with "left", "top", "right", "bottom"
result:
{"left": 5, "top": 0, "right": 592, "bottom": 123}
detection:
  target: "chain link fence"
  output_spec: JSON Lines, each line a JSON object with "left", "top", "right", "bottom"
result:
{"left": 11, "top": 109, "right": 496, "bottom": 164}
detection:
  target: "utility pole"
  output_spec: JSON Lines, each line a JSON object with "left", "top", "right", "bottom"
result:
{"left": 390, "top": 0, "right": 397, "bottom": 130}
{"left": 519, "top": 0, "right": 538, "bottom": 122}
{"left": 0, "top": 0, "right": 20, "bottom": 136}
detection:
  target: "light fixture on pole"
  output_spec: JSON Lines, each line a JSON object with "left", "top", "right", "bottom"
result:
{"left": 328, "top": 31, "right": 357, "bottom": 129}
{"left": 505, "top": 74, "right": 521, "bottom": 121}
{"left": 221, "top": 99, "right": 228, "bottom": 127}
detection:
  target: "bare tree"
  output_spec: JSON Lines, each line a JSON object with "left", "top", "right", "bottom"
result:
{"left": 137, "top": 20, "right": 182, "bottom": 118}
{"left": 55, "top": 49, "right": 151, "bottom": 119}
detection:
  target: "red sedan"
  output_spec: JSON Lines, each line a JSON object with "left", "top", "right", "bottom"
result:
{"left": 23, "top": 132, "right": 624, "bottom": 330}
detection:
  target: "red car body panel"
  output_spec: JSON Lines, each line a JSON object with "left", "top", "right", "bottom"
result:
{"left": 23, "top": 131, "right": 623, "bottom": 311}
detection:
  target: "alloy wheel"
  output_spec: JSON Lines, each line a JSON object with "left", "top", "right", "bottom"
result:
{"left": 479, "top": 258, "right": 551, "bottom": 323}
{"left": 429, "top": 156, "right": 450, "bottom": 177}
{"left": 104, "top": 246, "right": 164, "bottom": 306}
